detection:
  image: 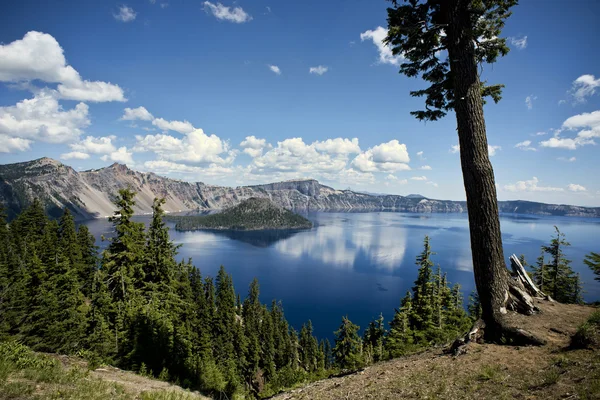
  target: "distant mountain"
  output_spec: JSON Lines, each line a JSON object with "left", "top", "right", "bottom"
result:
{"left": 167, "top": 197, "right": 313, "bottom": 231}
{"left": 405, "top": 194, "right": 426, "bottom": 199}
{"left": 1, "top": 158, "right": 599, "bottom": 220}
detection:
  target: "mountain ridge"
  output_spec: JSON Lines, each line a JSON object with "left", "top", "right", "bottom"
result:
{"left": 1, "top": 157, "right": 598, "bottom": 220}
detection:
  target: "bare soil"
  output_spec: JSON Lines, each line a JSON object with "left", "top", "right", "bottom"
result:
{"left": 273, "top": 300, "right": 600, "bottom": 400}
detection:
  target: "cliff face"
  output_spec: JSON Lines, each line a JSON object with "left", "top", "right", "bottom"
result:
{"left": 0, "top": 158, "right": 598, "bottom": 220}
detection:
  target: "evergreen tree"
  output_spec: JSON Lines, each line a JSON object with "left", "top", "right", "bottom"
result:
{"left": 530, "top": 249, "right": 549, "bottom": 293}
{"left": 77, "top": 225, "right": 98, "bottom": 297}
{"left": 411, "top": 236, "right": 435, "bottom": 331}
{"left": 299, "top": 320, "right": 318, "bottom": 373}
{"left": 363, "top": 314, "right": 385, "bottom": 363}
{"left": 333, "top": 316, "right": 363, "bottom": 370}
{"left": 584, "top": 252, "right": 600, "bottom": 282}
{"left": 542, "top": 226, "right": 579, "bottom": 303}
{"left": 386, "top": 291, "right": 414, "bottom": 357}
{"left": 467, "top": 290, "right": 482, "bottom": 321}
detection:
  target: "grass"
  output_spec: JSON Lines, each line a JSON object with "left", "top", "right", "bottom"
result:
{"left": 571, "top": 310, "right": 600, "bottom": 349}
{"left": 0, "top": 341, "right": 204, "bottom": 400}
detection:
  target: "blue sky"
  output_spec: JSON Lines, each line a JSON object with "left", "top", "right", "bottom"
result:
{"left": 1, "top": 0, "right": 599, "bottom": 206}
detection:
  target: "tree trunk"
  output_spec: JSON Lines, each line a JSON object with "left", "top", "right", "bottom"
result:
{"left": 445, "top": 0, "right": 544, "bottom": 346}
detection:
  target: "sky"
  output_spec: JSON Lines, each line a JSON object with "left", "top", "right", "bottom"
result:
{"left": 0, "top": 0, "right": 599, "bottom": 206}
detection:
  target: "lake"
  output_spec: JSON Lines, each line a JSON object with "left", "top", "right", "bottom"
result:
{"left": 83, "top": 212, "right": 600, "bottom": 342}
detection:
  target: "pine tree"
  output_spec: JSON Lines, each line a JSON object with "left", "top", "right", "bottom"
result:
{"left": 299, "top": 320, "right": 318, "bottom": 373}
{"left": 467, "top": 290, "right": 482, "bottom": 321}
{"left": 542, "top": 226, "right": 579, "bottom": 303}
{"left": 411, "top": 236, "right": 435, "bottom": 331}
{"left": 77, "top": 225, "right": 98, "bottom": 297}
{"left": 584, "top": 252, "right": 600, "bottom": 281}
{"left": 333, "top": 316, "right": 363, "bottom": 370}
{"left": 363, "top": 314, "right": 385, "bottom": 363}
{"left": 386, "top": 291, "right": 414, "bottom": 357}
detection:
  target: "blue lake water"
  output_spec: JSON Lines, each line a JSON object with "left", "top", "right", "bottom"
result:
{"left": 83, "top": 212, "right": 600, "bottom": 342}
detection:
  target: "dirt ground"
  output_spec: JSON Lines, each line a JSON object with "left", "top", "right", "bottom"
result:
{"left": 272, "top": 300, "right": 599, "bottom": 400}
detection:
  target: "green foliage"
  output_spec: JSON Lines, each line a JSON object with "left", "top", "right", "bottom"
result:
{"left": 386, "top": 236, "right": 471, "bottom": 358}
{"left": 333, "top": 316, "right": 363, "bottom": 370}
{"left": 570, "top": 310, "right": 600, "bottom": 349}
{"left": 385, "top": 0, "right": 517, "bottom": 121}
{"left": 168, "top": 197, "right": 312, "bottom": 231}
{"left": 585, "top": 251, "right": 600, "bottom": 281}
{"left": 531, "top": 226, "right": 583, "bottom": 304}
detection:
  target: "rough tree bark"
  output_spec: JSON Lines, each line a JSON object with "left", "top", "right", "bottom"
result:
{"left": 445, "top": 0, "right": 545, "bottom": 346}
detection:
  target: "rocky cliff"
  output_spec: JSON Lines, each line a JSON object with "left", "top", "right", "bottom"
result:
{"left": 1, "top": 158, "right": 598, "bottom": 220}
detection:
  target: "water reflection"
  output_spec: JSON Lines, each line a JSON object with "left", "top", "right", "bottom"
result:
{"left": 274, "top": 217, "right": 407, "bottom": 271}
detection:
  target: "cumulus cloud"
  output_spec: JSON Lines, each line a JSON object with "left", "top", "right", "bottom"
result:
{"left": 114, "top": 6, "right": 137, "bottom": 22}
{"left": 509, "top": 36, "right": 528, "bottom": 50}
{"left": 567, "top": 184, "right": 586, "bottom": 192}
{"left": 313, "top": 138, "right": 361, "bottom": 155}
{"left": 268, "top": 65, "right": 281, "bottom": 75}
{"left": 360, "top": 27, "right": 403, "bottom": 66}
{"left": 569, "top": 74, "right": 600, "bottom": 104}
{"left": 0, "top": 31, "right": 126, "bottom": 102}
{"left": 503, "top": 177, "right": 564, "bottom": 192}
{"left": 309, "top": 66, "right": 328, "bottom": 75}
{"left": 410, "top": 176, "right": 427, "bottom": 181}
{"left": 351, "top": 140, "right": 410, "bottom": 172}
{"left": 450, "top": 144, "right": 501, "bottom": 156}
{"left": 101, "top": 147, "right": 134, "bottom": 165}
{"left": 69, "top": 135, "right": 117, "bottom": 154}
{"left": 134, "top": 129, "right": 234, "bottom": 165}
{"left": 203, "top": 2, "right": 252, "bottom": 23}
{"left": 416, "top": 151, "right": 425, "bottom": 160}
{"left": 240, "top": 135, "right": 271, "bottom": 157}
{"left": 539, "top": 110, "right": 600, "bottom": 150}
{"left": 514, "top": 140, "right": 536, "bottom": 151}
{"left": 120, "top": 106, "right": 153, "bottom": 121}
{"left": 0, "top": 134, "right": 32, "bottom": 153}
{"left": 0, "top": 90, "right": 90, "bottom": 144}
{"left": 419, "top": 165, "right": 432, "bottom": 170}
{"left": 152, "top": 117, "right": 195, "bottom": 134}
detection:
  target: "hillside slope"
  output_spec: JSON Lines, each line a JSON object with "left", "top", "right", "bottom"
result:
{"left": 1, "top": 158, "right": 599, "bottom": 220}
{"left": 273, "top": 301, "right": 599, "bottom": 400}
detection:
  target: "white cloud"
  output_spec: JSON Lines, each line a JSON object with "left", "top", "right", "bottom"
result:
{"left": 309, "top": 66, "right": 328, "bottom": 75}
{"left": 240, "top": 135, "right": 271, "bottom": 158}
{"left": 503, "top": 177, "right": 564, "bottom": 192}
{"left": 0, "top": 134, "right": 32, "bottom": 153}
{"left": 143, "top": 160, "right": 234, "bottom": 178}
{"left": 152, "top": 117, "right": 195, "bottom": 134}
{"left": 268, "top": 65, "right": 281, "bottom": 75}
{"left": 351, "top": 140, "right": 410, "bottom": 172}
{"left": 487, "top": 145, "right": 502, "bottom": 156}
{"left": 313, "top": 138, "right": 361, "bottom": 155}
{"left": 114, "top": 5, "right": 137, "bottom": 22}
{"left": 0, "top": 31, "right": 126, "bottom": 102}
{"left": 419, "top": 165, "right": 432, "bottom": 170}
{"left": 567, "top": 184, "right": 586, "bottom": 192}
{"left": 450, "top": 144, "right": 501, "bottom": 156}
{"left": 509, "top": 36, "right": 528, "bottom": 50}
{"left": 514, "top": 140, "right": 536, "bottom": 151}
{"left": 0, "top": 90, "right": 90, "bottom": 144}
{"left": 534, "top": 131, "right": 547, "bottom": 136}
{"left": 557, "top": 156, "right": 576, "bottom": 162}
{"left": 569, "top": 74, "right": 600, "bottom": 104}
{"left": 101, "top": 146, "right": 134, "bottom": 164}
{"left": 134, "top": 129, "right": 234, "bottom": 165}
{"left": 426, "top": 181, "right": 438, "bottom": 188}
{"left": 525, "top": 95, "right": 536, "bottom": 110}
{"left": 70, "top": 135, "right": 117, "bottom": 154}
{"left": 360, "top": 27, "right": 403, "bottom": 66}
{"left": 540, "top": 110, "right": 600, "bottom": 150}
{"left": 120, "top": 106, "right": 153, "bottom": 121}
{"left": 416, "top": 151, "right": 425, "bottom": 160}
{"left": 203, "top": 2, "right": 252, "bottom": 23}
{"left": 60, "top": 151, "right": 90, "bottom": 160}
{"left": 411, "top": 176, "right": 427, "bottom": 181}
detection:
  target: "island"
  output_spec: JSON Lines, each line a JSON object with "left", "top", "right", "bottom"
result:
{"left": 166, "top": 197, "right": 313, "bottom": 231}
